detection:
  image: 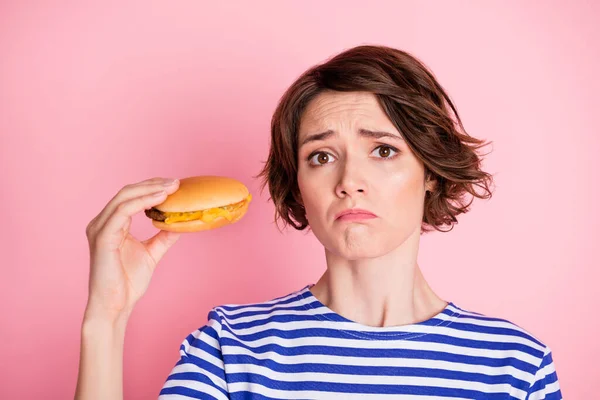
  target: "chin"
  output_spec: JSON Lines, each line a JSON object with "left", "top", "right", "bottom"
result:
{"left": 328, "top": 230, "right": 394, "bottom": 260}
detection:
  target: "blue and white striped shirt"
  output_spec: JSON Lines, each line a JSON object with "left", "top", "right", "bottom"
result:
{"left": 159, "top": 284, "right": 562, "bottom": 399}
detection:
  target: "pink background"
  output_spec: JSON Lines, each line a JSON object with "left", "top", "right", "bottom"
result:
{"left": 1, "top": 1, "right": 598, "bottom": 398}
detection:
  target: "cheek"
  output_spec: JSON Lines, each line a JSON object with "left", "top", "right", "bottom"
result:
{"left": 297, "top": 173, "right": 309, "bottom": 202}
{"left": 384, "top": 173, "right": 425, "bottom": 218}
{"left": 298, "top": 180, "right": 331, "bottom": 231}
{"left": 297, "top": 173, "right": 320, "bottom": 213}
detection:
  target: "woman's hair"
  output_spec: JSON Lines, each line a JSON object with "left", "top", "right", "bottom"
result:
{"left": 255, "top": 44, "right": 495, "bottom": 234}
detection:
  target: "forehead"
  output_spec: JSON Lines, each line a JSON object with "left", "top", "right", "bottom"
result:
{"left": 299, "top": 91, "right": 393, "bottom": 134}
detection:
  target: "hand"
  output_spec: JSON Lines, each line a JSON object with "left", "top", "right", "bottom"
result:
{"left": 84, "top": 177, "right": 181, "bottom": 321}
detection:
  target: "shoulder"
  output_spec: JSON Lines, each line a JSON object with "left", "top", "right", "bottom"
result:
{"left": 450, "top": 304, "right": 562, "bottom": 397}
{"left": 448, "top": 302, "right": 555, "bottom": 366}
{"left": 180, "top": 286, "right": 306, "bottom": 358}
{"left": 206, "top": 285, "right": 308, "bottom": 334}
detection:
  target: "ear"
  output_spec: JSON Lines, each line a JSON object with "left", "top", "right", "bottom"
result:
{"left": 425, "top": 172, "right": 437, "bottom": 192}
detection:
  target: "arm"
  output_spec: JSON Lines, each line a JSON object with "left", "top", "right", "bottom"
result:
{"left": 525, "top": 347, "right": 562, "bottom": 400}
{"left": 159, "top": 309, "right": 230, "bottom": 399}
{"left": 74, "top": 177, "right": 181, "bottom": 399}
{"left": 74, "top": 308, "right": 130, "bottom": 400}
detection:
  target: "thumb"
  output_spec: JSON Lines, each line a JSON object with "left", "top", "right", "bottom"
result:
{"left": 143, "top": 230, "right": 181, "bottom": 266}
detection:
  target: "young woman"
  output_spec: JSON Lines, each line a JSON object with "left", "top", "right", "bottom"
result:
{"left": 75, "top": 45, "right": 562, "bottom": 399}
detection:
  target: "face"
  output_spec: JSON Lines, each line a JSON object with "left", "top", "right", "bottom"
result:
{"left": 296, "top": 91, "right": 435, "bottom": 260}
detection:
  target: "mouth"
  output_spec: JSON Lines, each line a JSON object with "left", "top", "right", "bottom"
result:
{"left": 335, "top": 208, "right": 378, "bottom": 222}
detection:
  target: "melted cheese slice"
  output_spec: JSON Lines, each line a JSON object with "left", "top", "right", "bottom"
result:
{"left": 162, "top": 194, "right": 252, "bottom": 224}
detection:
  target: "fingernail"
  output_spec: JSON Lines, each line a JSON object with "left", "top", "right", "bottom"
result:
{"left": 162, "top": 179, "right": 179, "bottom": 186}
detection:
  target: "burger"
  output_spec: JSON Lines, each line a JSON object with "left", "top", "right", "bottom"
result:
{"left": 144, "top": 176, "right": 252, "bottom": 232}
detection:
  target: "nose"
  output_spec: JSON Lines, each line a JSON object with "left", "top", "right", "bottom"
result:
{"left": 335, "top": 159, "right": 367, "bottom": 198}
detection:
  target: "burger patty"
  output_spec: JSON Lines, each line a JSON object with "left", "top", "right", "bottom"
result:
{"left": 145, "top": 197, "right": 248, "bottom": 223}
{"left": 144, "top": 207, "right": 167, "bottom": 221}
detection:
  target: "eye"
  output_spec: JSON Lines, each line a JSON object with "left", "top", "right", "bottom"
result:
{"left": 372, "top": 145, "right": 399, "bottom": 159}
{"left": 307, "top": 151, "right": 335, "bottom": 167}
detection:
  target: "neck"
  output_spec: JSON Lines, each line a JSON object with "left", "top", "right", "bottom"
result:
{"left": 310, "top": 230, "right": 447, "bottom": 328}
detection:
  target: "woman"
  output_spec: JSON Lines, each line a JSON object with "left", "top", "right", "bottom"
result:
{"left": 75, "top": 45, "right": 562, "bottom": 399}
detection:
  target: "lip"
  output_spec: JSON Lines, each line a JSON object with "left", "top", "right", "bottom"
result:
{"left": 335, "top": 208, "right": 377, "bottom": 221}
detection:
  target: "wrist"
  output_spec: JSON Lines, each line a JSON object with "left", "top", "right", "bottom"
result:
{"left": 83, "top": 302, "right": 132, "bottom": 330}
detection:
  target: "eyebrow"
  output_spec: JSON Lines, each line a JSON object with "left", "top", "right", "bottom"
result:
{"left": 299, "top": 128, "right": 403, "bottom": 148}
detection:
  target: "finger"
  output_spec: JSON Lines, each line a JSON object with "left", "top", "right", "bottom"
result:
{"left": 96, "top": 190, "right": 171, "bottom": 250}
{"left": 142, "top": 230, "right": 181, "bottom": 267}
{"left": 90, "top": 177, "right": 164, "bottom": 228}
{"left": 94, "top": 178, "right": 179, "bottom": 231}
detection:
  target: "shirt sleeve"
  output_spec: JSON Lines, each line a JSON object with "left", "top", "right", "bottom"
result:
{"left": 525, "top": 347, "right": 562, "bottom": 400}
{"left": 158, "top": 308, "right": 230, "bottom": 400}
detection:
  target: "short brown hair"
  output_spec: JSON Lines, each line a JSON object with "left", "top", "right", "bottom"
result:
{"left": 256, "top": 44, "right": 495, "bottom": 234}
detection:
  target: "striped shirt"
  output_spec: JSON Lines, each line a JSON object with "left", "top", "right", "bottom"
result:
{"left": 159, "top": 284, "right": 562, "bottom": 399}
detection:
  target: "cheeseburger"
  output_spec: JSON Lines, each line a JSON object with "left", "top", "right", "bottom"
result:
{"left": 144, "top": 176, "right": 252, "bottom": 232}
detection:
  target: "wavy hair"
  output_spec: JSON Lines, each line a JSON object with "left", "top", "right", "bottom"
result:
{"left": 256, "top": 44, "right": 495, "bottom": 234}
